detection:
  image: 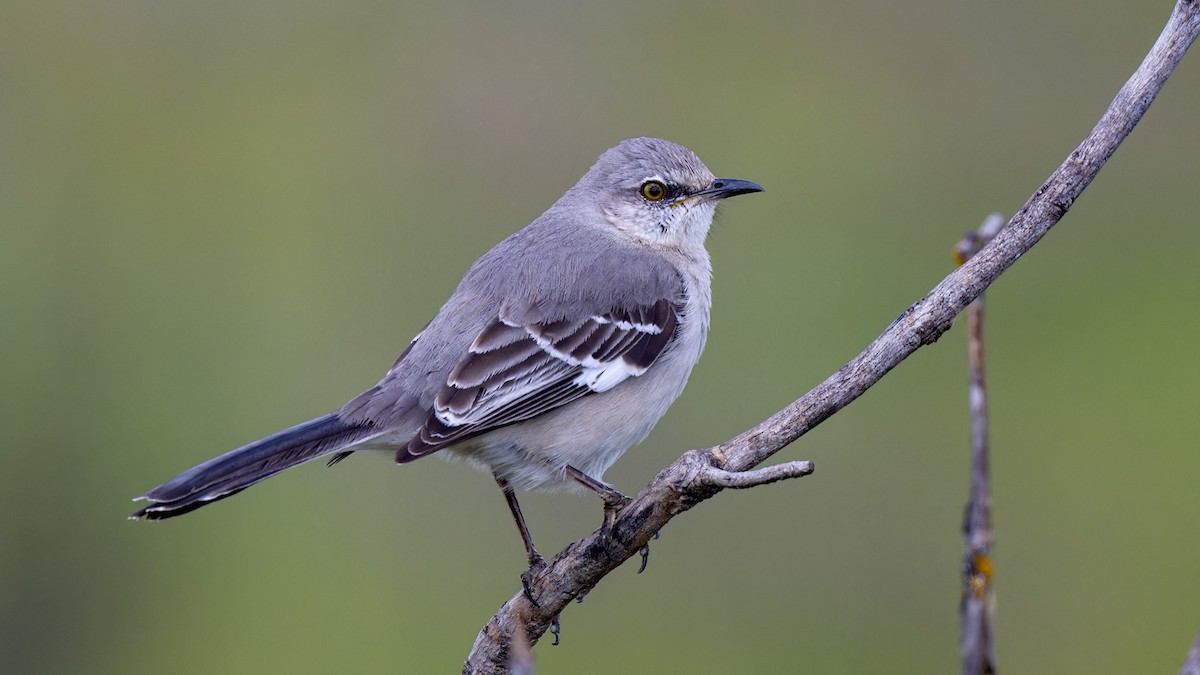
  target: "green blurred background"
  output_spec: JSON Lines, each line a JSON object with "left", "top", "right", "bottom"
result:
{"left": 2, "top": 1, "right": 1198, "bottom": 673}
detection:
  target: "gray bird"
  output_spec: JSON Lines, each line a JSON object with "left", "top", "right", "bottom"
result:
{"left": 131, "top": 137, "right": 762, "bottom": 579}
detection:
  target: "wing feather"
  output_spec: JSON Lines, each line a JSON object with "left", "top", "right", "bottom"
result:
{"left": 398, "top": 298, "right": 680, "bottom": 460}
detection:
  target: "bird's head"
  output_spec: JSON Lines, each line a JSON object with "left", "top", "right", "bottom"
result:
{"left": 574, "top": 137, "right": 763, "bottom": 251}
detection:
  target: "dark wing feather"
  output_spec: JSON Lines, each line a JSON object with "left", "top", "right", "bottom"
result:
{"left": 397, "top": 298, "right": 680, "bottom": 461}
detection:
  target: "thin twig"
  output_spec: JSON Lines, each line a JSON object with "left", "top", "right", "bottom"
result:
{"left": 507, "top": 626, "right": 535, "bottom": 675}
{"left": 1181, "top": 631, "right": 1200, "bottom": 675}
{"left": 463, "top": 3, "right": 1200, "bottom": 672}
{"left": 698, "top": 460, "right": 815, "bottom": 489}
{"left": 956, "top": 213, "right": 1004, "bottom": 675}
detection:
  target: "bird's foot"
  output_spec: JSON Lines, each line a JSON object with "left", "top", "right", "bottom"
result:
{"left": 563, "top": 465, "right": 653, "bottom": 571}
{"left": 520, "top": 553, "right": 548, "bottom": 607}
{"left": 598, "top": 490, "right": 632, "bottom": 559}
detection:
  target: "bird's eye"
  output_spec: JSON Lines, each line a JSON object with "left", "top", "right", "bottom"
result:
{"left": 640, "top": 181, "right": 667, "bottom": 201}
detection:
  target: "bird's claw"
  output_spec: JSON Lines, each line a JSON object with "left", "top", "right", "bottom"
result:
{"left": 520, "top": 554, "right": 548, "bottom": 607}
{"left": 598, "top": 496, "right": 631, "bottom": 562}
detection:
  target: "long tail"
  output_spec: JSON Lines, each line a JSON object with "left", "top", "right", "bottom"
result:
{"left": 130, "top": 414, "right": 377, "bottom": 520}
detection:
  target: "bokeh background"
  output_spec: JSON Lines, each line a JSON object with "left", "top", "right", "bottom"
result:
{"left": 3, "top": 1, "right": 1198, "bottom": 673}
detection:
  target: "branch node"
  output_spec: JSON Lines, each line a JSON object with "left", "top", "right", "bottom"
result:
{"left": 697, "top": 460, "right": 815, "bottom": 489}
{"left": 953, "top": 212, "right": 1006, "bottom": 265}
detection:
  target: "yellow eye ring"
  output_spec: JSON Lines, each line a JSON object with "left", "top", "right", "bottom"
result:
{"left": 640, "top": 181, "right": 667, "bottom": 201}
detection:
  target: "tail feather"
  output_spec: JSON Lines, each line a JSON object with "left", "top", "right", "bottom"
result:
{"left": 130, "top": 413, "right": 377, "bottom": 520}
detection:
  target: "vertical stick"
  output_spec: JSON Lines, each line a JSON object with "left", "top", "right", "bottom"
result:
{"left": 955, "top": 214, "right": 1004, "bottom": 675}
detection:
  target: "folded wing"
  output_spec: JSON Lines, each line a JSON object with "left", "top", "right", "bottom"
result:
{"left": 397, "top": 297, "right": 679, "bottom": 460}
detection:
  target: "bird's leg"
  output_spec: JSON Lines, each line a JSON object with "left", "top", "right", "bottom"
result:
{"left": 495, "top": 475, "right": 546, "bottom": 606}
{"left": 564, "top": 465, "right": 633, "bottom": 560}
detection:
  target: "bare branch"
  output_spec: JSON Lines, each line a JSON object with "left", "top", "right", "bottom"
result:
{"left": 463, "top": 2, "right": 1200, "bottom": 672}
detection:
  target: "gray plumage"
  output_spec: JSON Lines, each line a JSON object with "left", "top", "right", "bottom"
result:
{"left": 131, "top": 137, "right": 761, "bottom": 524}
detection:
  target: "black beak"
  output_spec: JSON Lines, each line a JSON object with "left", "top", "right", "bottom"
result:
{"left": 694, "top": 177, "right": 764, "bottom": 203}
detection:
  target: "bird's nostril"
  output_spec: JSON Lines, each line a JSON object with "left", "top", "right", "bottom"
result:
{"left": 712, "top": 180, "right": 725, "bottom": 189}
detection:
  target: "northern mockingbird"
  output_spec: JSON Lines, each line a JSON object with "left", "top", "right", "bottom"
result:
{"left": 131, "top": 137, "right": 762, "bottom": 580}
